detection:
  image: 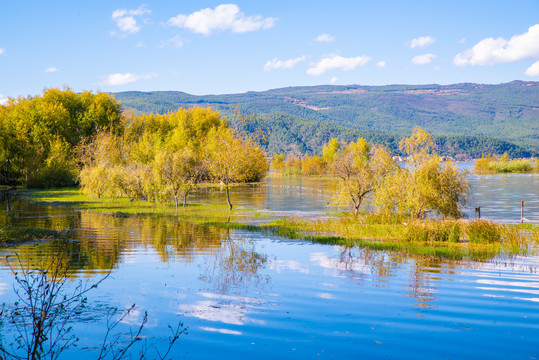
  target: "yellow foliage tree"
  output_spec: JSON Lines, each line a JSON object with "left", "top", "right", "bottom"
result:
{"left": 333, "top": 138, "right": 396, "bottom": 215}
{"left": 204, "top": 127, "right": 267, "bottom": 210}
{"left": 375, "top": 127, "right": 469, "bottom": 219}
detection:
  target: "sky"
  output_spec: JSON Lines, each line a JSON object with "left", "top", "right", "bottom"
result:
{"left": 2, "top": 0, "right": 539, "bottom": 102}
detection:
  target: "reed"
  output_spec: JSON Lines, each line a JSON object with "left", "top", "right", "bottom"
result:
{"left": 465, "top": 219, "right": 501, "bottom": 243}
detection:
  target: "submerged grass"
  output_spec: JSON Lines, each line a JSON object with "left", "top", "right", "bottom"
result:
{"left": 21, "top": 188, "right": 240, "bottom": 220}
{"left": 18, "top": 187, "right": 539, "bottom": 261}
{"left": 0, "top": 227, "right": 64, "bottom": 245}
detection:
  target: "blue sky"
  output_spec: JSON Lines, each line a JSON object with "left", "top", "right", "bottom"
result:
{"left": 2, "top": 0, "right": 539, "bottom": 101}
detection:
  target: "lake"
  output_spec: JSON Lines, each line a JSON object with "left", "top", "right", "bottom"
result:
{"left": 1, "top": 170, "right": 538, "bottom": 359}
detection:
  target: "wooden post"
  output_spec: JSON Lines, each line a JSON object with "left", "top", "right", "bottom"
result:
{"left": 475, "top": 206, "right": 481, "bottom": 219}
{"left": 521, "top": 201, "right": 524, "bottom": 224}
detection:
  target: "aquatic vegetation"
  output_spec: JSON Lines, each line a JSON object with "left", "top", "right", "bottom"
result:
{"left": 259, "top": 216, "right": 538, "bottom": 261}
{"left": 17, "top": 186, "right": 539, "bottom": 262}
{"left": 474, "top": 153, "right": 537, "bottom": 174}
{"left": 465, "top": 219, "right": 501, "bottom": 243}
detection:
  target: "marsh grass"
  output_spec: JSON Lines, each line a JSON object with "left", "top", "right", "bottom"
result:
{"left": 465, "top": 219, "right": 501, "bottom": 243}
{"left": 19, "top": 188, "right": 539, "bottom": 261}
{"left": 474, "top": 157, "right": 537, "bottom": 174}
{"left": 261, "top": 215, "right": 538, "bottom": 261}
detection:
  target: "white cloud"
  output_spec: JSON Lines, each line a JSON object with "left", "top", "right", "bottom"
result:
{"left": 103, "top": 72, "right": 157, "bottom": 86}
{"left": 525, "top": 60, "right": 539, "bottom": 77}
{"left": 168, "top": 35, "right": 183, "bottom": 48}
{"left": 45, "top": 67, "right": 59, "bottom": 73}
{"left": 454, "top": 24, "right": 539, "bottom": 66}
{"left": 330, "top": 76, "right": 338, "bottom": 84}
{"left": 0, "top": 95, "right": 8, "bottom": 106}
{"left": 168, "top": 4, "right": 276, "bottom": 35}
{"left": 408, "top": 36, "right": 435, "bottom": 49}
{"left": 307, "top": 55, "right": 370, "bottom": 76}
{"left": 117, "top": 17, "right": 139, "bottom": 33}
{"left": 135, "top": 41, "right": 146, "bottom": 48}
{"left": 158, "top": 35, "right": 185, "bottom": 49}
{"left": 412, "top": 53, "right": 436, "bottom": 65}
{"left": 264, "top": 56, "right": 305, "bottom": 71}
{"left": 375, "top": 60, "right": 386, "bottom": 68}
{"left": 314, "top": 33, "right": 335, "bottom": 43}
{"left": 112, "top": 5, "right": 151, "bottom": 35}
{"left": 458, "top": 38, "right": 466, "bottom": 44}
{"left": 0, "top": 48, "right": 5, "bottom": 55}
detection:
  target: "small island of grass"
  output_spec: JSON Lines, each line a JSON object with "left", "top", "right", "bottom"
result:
{"left": 474, "top": 153, "right": 539, "bottom": 174}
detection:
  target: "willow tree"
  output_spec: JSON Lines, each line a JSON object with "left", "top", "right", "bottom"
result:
{"left": 375, "top": 127, "right": 469, "bottom": 219}
{"left": 332, "top": 138, "right": 395, "bottom": 215}
{"left": 0, "top": 88, "right": 123, "bottom": 187}
{"left": 155, "top": 147, "right": 203, "bottom": 209}
{"left": 204, "top": 127, "right": 267, "bottom": 210}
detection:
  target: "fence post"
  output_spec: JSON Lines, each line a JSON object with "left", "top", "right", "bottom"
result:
{"left": 521, "top": 201, "right": 524, "bottom": 224}
{"left": 475, "top": 206, "right": 481, "bottom": 219}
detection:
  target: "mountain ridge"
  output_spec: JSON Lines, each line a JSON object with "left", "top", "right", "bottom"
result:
{"left": 114, "top": 81, "right": 539, "bottom": 158}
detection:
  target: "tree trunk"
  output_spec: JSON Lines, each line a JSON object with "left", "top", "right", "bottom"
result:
{"left": 354, "top": 201, "right": 361, "bottom": 215}
{"left": 226, "top": 184, "right": 233, "bottom": 210}
{"left": 183, "top": 192, "right": 187, "bottom": 208}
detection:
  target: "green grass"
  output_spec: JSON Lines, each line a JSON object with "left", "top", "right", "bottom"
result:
{"left": 20, "top": 188, "right": 256, "bottom": 231}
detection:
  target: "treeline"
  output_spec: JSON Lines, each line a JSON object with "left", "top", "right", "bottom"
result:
{"left": 78, "top": 107, "right": 267, "bottom": 209}
{"left": 0, "top": 89, "right": 267, "bottom": 209}
{"left": 0, "top": 88, "right": 123, "bottom": 187}
{"left": 250, "top": 113, "right": 534, "bottom": 159}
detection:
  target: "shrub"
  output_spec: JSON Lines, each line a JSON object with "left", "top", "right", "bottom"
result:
{"left": 465, "top": 219, "right": 501, "bottom": 243}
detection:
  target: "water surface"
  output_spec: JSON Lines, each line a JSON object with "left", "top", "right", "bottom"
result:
{"left": 0, "top": 172, "right": 538, "bottom": 359}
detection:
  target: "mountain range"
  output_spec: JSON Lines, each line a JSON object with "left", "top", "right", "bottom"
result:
{"left": 115, "top": 81, "right": 539, "bottom": 159}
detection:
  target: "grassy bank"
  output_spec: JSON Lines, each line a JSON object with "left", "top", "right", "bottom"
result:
{"left": 17, "top": 188, "right": 539, "bottom": 261}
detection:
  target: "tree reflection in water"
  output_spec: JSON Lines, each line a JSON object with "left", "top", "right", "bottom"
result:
{"left": 3, "top": 198, "right": 537, "bottom": 313}
{"left": 199, "top": 229, "right": 269, "bottom": 295}
{"left": 312, "top": 245, "right": 467, "bottom": 309}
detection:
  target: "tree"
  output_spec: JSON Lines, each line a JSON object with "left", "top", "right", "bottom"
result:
{"left": 204, "top": 127, "right": 267, "bottom": 210}
{"left": 270, "top": 153, "right": 285, "bottom": 173}
{"left": 77, "top": 131, "right": 123, "bottom": 199}
{"left": 0, "top": 88, "right": 123, "bottom": 188}
{"left": 301, "top": 155, "right": 324, "bottom": 176}
{"left": 322, "top": 138, "right": 340, "bottom": 168}
{"left": 155, "top": 148, "right": 203, "bottom": 209}
{"left": 375, "top": 127, "right": 469, "bottom": 219}
{"left": 332, "top": 138, "right": 395, "bottom": 215}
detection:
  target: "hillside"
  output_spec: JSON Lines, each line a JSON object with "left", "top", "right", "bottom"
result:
{"left": 115, "top": 81, "right": 539, "bottom": 158}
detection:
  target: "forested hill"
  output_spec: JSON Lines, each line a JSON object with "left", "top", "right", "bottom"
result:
{"left": 115, "top": 81, "right": 539, "bottom": 158}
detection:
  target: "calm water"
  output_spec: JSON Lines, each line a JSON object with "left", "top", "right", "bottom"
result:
{"left": 1, "top": 171, "right": 539, "bottom": 359}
